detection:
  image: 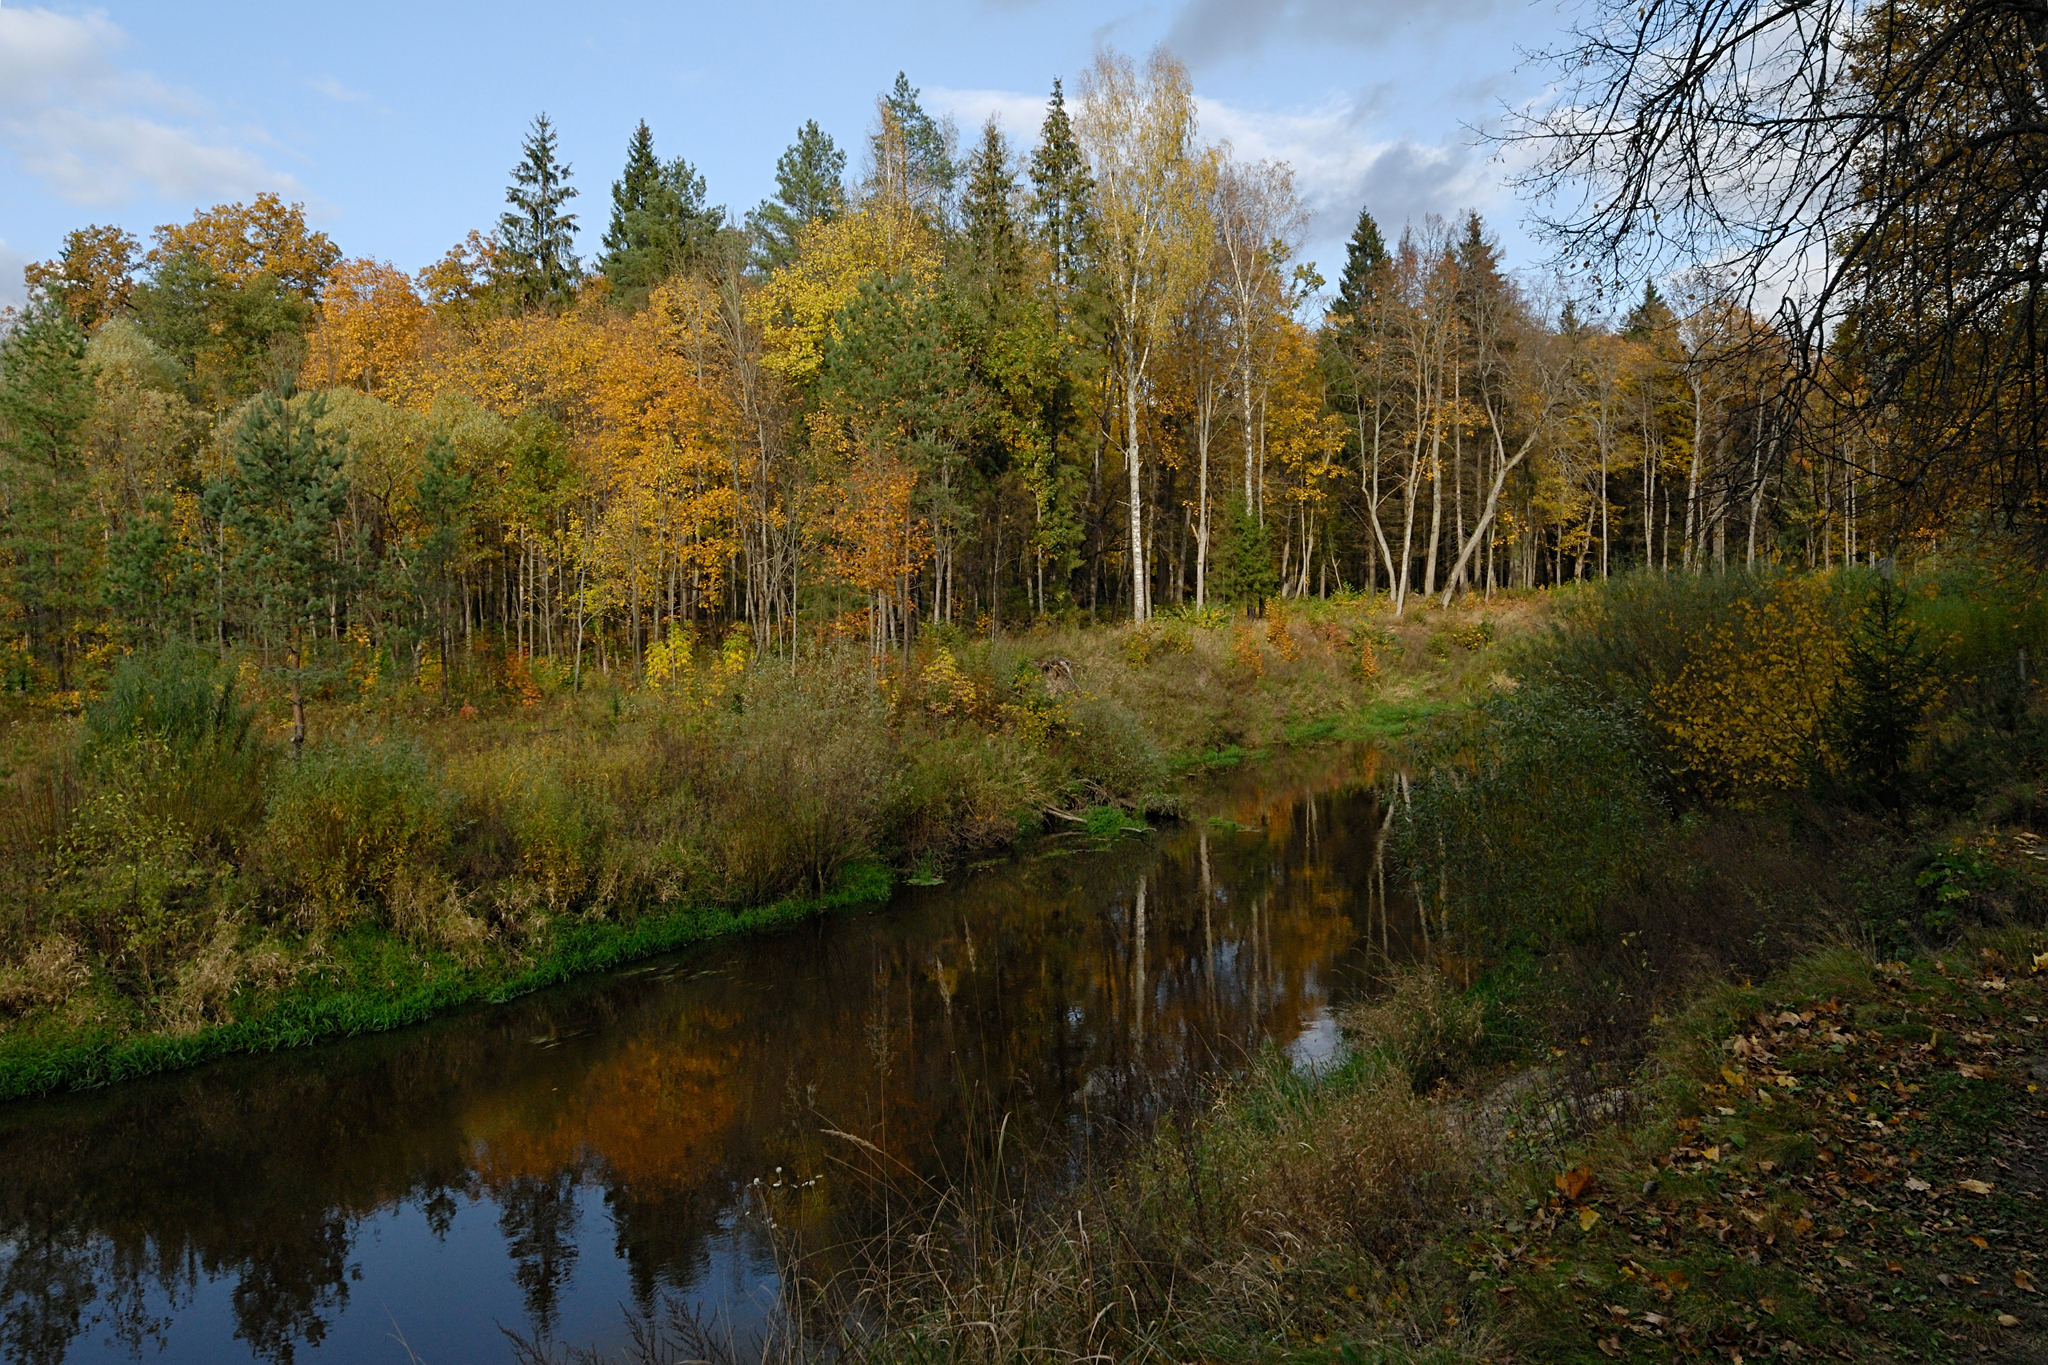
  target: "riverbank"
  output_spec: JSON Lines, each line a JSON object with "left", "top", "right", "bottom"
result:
{"left": 775, "top": 922, "right": 2046, "bottom": 1364}
{"left": 737, "top": 560, "right": 2048, "bottom": 1365}
{"left": 0, "top": 593, "right": 1534, "bottom": 1100}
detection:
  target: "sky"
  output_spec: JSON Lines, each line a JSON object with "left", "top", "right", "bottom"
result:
{"left": 0, "top": 0, "right": 1572, "bottom": 311}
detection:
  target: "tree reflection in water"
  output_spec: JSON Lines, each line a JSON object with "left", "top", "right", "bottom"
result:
{"left": 0, "top": 752, "right": 1412, "bottom": 1364}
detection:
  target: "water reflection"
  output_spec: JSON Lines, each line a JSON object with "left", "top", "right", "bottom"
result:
{"left": 0, "top": 755, "right": 1406, "bottom": 1364}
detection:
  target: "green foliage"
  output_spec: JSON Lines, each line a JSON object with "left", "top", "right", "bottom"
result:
{"left": 85, "top": 643, "right": 255, "bottom": 763}
{"left": 260, "top": 739, "right": 453, "bottom": 920}
{"left": 498, "top": 113, "right": 581, "bottom": 310}
{"left": 1215, "top": 496, "right": 1278, "bottom": 613}
{"left": 599, "top": 120, "right": 722, "bottom": 299}
{"left": 1330, "top": 203, "right": 1390, "bottom": 324}
{"left": 1397, "top": 684, "right": 1666, "bottom": 951}
{"left": 132, "top": 253, "right": 311, "bottom": 406}
{"left": 206, "top": 390, "right": 351, "bottom": 749}
{"left": 1830, "top": 572, "right": 1944, "bottom": 801}
{"left": 1059, "top": 694, "right": 1164, "bottom": 808}
{"left": 0, "top": 293, "right": 97, "bottom": 689}
{"left": 704, "top": 665, "right": 896, "bottom": 900}
{"left": 747, "top": 120, "right": 845, "bottom": 271}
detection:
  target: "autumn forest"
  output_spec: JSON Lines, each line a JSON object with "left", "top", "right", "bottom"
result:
{"left": 4, "top": 7, "right": 2048, "bottom": 1360}
{"left": 5, "top": 53, "right": 1863, "bottom": 708}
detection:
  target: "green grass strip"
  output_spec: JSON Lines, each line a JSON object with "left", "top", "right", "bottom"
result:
{"left": 0, "top": 862, "right": 892, "bottom": 1103}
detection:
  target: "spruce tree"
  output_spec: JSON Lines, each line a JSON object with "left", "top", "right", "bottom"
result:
{"left": 958, "top": 121, "right": 1023, "bottom": 290}
{"left": 1332, "top": 204, "right": 1389, "bottom": 324}
{"left": 600, "top": 121, "right": 721, "bottom": 301}
{"left": 0, "top": 295, "right": 98, "bottom": 690}
{"left": 1028, "top": 79, "right": 1093, "bottom": 303}
{"left": 747, "top": 121, "right": 846, "bottom": 271}
{"left": 1218, "top": 496, "right": 1277, "bottom": 616}
{"left": 1624, "top": 280, "right": 1676, "bottom": 339}
{"left": 499, "top": 114, "right": 581, "bottom": 310}
{"left": 603, "top": 121, "right": 662, "bottom": 260}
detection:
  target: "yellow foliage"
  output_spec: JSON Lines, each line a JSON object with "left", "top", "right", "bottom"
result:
{"left": 147, "top": 192, "right": 340, "bottom": 299}
{"left": 306, "top": 259, "right": 434, "bottom": 403}
{"left": 1650, "top": 580, "right": 1848, "bottom": 798}
{"left": 1266, "top": 604, "right": 1300, "bottom": 660}
{"left": 753, "top": 200, "right": 941, "bottom": 384}
{"left": 921, "top": 648, "right": 978, "bottom": 717}
{"left": 1233, "top": 625, "right": 1266, "bottom": 678}
{"left": 644, "top": 622, "right": 748, "bottom": 708}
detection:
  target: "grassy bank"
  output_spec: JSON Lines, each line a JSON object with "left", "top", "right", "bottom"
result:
{"left": 662, "top": 556, "right": 2048, "bottom": 1365}
{"left": 0, "top": 592, "right": 1533, "bottom": 1100}
{"left": 732, "top": 930, "right": 2045, "bottom": 1365}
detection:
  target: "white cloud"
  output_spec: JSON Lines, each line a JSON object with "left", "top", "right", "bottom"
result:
{"left": 0, "top": 236, "right": 27, "bottom": 308}
{"left": 1196, "top": 96, "right": 1506, "bottom": 245}
{"left": 927, "top": 85, "right": 1052, "bottom": 144}
{"left": 0, "top": 2, "right": 300, "bottom": 209}
{"left": 310, "top": 76, "right": 369, "bottom": 104}
{"left": 929, "top": 83, "right": 1513, "bottom": 265}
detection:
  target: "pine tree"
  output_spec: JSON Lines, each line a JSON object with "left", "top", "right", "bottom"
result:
{"left": 875, "top": 72, "right": 956, "bottom": 219}
{"left": 747, "top": 121, "right": 846, "bottom": 271}
{"left": 0, "top": 295, "right": 98, "bottom": 690}
{"left": 600, "top": 121, "right": 721, "bottom": 301}
{"left": 1331, "top": 204, "right": 1389, "bottom": 324}
{"left": 499, "top": 114, "right": 581, "bottom": 310}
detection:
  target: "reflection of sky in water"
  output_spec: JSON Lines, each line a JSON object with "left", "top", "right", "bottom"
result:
{"left": 50, "top": 1186, "right": 786, "bottom": 1365}
{"left": 0, "top": 761, "right": 1405, "bottom": 1364}
{"left": 1286, "top": 1004, "right": 1347, "bottom": 1076}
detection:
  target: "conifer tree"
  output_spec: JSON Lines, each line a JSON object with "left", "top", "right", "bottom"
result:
{"left": 747, "top": 121, "right": 846, "bottom": 271}
{"left": 1028, "top": 79, "right": 1093, "bottom": 305}
{"left": 499, "top": 114, "right": 581, "bottom": 310}
{"left": 959, "top": 121, "right": 1023, "bottom": 291}
{"left": 0, "top": 295, "right": 98, "bottom": 690}
{"left": 874, "top": 72, "right": 956, "bottom": 219}
{"left": 209, "top": 391, "right": 350, "bottom": 757}
{"left": 1332, "top": 205, "right": 1389, "bottom": 324}
{"left": 600, "top": 120, "right": 721, "bottom": 301}
{"left": 409, "top": 432, "right": 472, "bottom": 706}
{"left": 1624, "top": 280, "right": 1675, "bottom": 339}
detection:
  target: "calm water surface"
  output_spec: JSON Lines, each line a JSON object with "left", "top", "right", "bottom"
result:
{"left": 0, "top": 754, "right": 1406, "bottom": 1364}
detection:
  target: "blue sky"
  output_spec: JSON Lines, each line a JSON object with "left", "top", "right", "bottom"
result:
{"left": 0, "top": 0, "right": 1569, "bottom": 309}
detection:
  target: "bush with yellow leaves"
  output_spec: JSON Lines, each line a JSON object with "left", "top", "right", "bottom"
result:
{"left": 1647, "top": 576, "right": 1848, "bottom": 800}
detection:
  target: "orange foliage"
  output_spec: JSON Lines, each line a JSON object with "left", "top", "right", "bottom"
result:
{"left": 305, "top": 258, "right": 434, "bottom": 402}
{"left": 147, "top": 192, "right": 341, "bottom": 299}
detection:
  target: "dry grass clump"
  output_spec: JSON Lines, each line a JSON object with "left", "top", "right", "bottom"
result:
{"left": 756, "top": 1029, "right": 1473, "bottom": 1364}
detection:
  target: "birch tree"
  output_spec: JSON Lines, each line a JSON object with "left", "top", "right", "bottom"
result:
{"left": 1075, "top": 47, "right": 1215, "bottom": 622}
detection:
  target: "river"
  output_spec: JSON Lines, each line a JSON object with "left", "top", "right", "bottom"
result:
{"left": 0, "top": 752, "right": 1405, "bottom": 1364}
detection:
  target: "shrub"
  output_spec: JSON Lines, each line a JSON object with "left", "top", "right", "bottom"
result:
{"left": 1395, "top": 683, "right": 1666, "bottom": 953}
{"left": 704, "top": 660, "right": 894, "bottom": 901}
{"left": 260, "top": 738, "right": 453, "bottom": 922}
{"left": 1343, "top": 968, "right": 1488, "bottom": 1091}
{"left": 82, "top": 643, "right": 268, "bottom": 854}
{"left": 1517, "top": 570, "right": 1853, "bottom": 803}
{"left": 84, "top": 643, "right": 255, "bottom": 760}
{"left": 1058, "top": 695, "right": 1164, "bottom": 808}
{"left": 892, "top": 729, "right": 1045, "bottom": 864}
